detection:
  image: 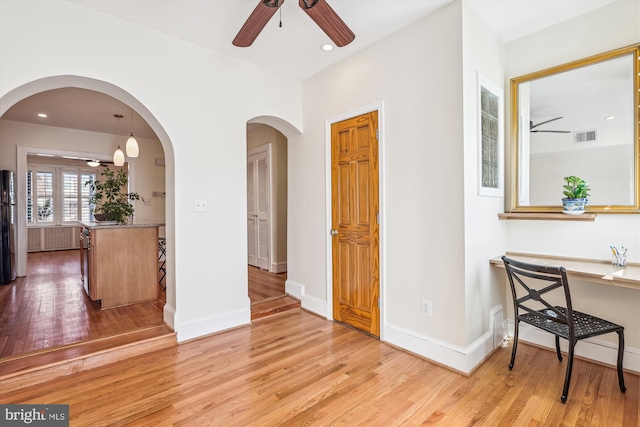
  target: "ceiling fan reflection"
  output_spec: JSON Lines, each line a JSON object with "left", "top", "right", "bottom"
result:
{"left": 530, "top": 116, "right": 570, "bottom": 133}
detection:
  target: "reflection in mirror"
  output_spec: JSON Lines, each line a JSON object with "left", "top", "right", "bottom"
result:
{"left": 511, "top": 44, "right": 639, "bottom": 213}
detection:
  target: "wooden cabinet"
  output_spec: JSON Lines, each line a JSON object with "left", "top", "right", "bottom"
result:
{"left": 80, "top": 223, "right": 159, "bottom": 309}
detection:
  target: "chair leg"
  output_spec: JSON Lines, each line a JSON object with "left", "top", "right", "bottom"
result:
{"left": 561, "top": 341, "right": 576, "bottom": 403}
{"left": 555, "top": 335, "right": 562, "bottom": 361}
{"left": 509, "top": 320, "right": 519, "bottom": 370}
{"left": 616, "top": 330, "right": 626, "bottom": 393}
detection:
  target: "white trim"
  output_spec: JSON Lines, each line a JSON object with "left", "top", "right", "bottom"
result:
{"left": 324, "top": 101, "right": 386, "bottom": 336}
{"left": 507, "top": 320, "right": 640, "bottom": 375}
{"left": 175, "top": 305, "right": 251, "bottom": 343}
{"left": 247, "top": 144, "right": 272, "bottom": 271}
{"left": 302, "top": 293, "right": 329, "bottom": 318}
{"left": 285, "top": 279, "right": 305, "bottom": 301}
{"left": 270, "top": 261, "right": 287, "bottom": 273}
{"left": 477, "top": 72, "right": 504, "bottom": 198}
{"left": 383, "top": 322, "right": 494, "bottom": 375}
{"left": 163, "top": 302, "right": 176, "bottom": 331}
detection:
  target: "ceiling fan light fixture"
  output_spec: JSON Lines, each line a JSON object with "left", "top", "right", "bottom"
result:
{"left": 87, "top": 160, "right": 101, "bottom": 167}
{"left": 321, "top": 43, "right": 334, "bottom": 51}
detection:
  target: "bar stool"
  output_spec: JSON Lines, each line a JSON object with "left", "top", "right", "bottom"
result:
{"left": 158, "top": 237, "right": 166, "bottom": 287}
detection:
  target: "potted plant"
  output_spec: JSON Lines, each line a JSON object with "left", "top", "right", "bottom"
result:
{"left": 86, "top": 167, "right": 140, "bottom": 224}
{"left": 561, "top": 175, "right": 590, "bottom": 215}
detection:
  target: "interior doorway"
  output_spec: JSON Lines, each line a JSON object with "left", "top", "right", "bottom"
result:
{"left": 246, "top": 124, "right": 291, "bottom": 318}
{"left": 330, "top": 110, "right": 380, "bottom": 337}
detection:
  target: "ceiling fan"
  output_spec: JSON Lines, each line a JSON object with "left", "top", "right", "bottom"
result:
{"left": 529, "top": 117, "right": 570, "bottom": 133}
{"left": 233, "top": 0, "right": 355, "bottom": 48}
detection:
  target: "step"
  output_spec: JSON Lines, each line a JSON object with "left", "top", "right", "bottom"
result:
{"left": 0, "top": 325, "right": 176, "bottom": 394}
{"left": 251, "top": 295, "right": 301, "bottom": 320}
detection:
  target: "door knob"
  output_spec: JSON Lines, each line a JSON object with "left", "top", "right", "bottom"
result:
{"left": 330, "top": 229, "right": 338, "bottom": 236}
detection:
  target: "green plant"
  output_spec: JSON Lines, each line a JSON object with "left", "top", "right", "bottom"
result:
{"left": 562, "top": 175, "right": 590, "bottom": 199}
{"left": 37, "top": 198, "right": 53, "bottom": 220}
{"left": 86, "top": 167, "right": 140, "bottom": 224}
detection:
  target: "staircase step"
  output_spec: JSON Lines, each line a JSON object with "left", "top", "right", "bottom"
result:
{"left": 0, "top": 325, "right": 176, "bottom": 394}
{"left": 251, "top": 295, "right": 301, "bottom": 320}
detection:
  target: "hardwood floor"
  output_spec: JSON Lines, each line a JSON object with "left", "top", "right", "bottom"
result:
{"left": 2, "top": 309, "right": 637, "bottom": 426}
{"left": 0, "top": 250, "right": 166, "bottom": 358}
{"left": 0, "top": 251, "right": 296, "bottom": 359}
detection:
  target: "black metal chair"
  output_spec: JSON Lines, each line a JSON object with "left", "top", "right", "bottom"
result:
{"left": 502, "top": 256, "right": 626, "bottom": 403}
{"left": 158, "top": 237, "right": 166, "bottom": 287}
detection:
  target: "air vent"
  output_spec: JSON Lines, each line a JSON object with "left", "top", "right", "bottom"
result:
{"left": 574, "top": 129, "right": 597, "bottom": 144}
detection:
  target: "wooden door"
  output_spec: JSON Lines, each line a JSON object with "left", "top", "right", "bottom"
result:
{"left": 331, "top": 111, "right": 380, "bottom": 337}
{"left": 247, "top": 150, "right": 270, "bottom": 270}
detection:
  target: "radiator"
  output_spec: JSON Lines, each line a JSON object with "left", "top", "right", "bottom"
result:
{"left": 28, "top": 226, "right": 80, "bottom": 252}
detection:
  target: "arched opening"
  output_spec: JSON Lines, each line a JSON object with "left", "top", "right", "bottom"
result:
{"left": 0, "top": 76, "right": 176, "bottom": 358}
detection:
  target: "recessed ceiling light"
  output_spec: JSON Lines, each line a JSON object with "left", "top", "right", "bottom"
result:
{"left": 605, "top": 116, "right": 615, "bottom": 120}
{"left": 37, "top": 113, "right": 47, "bottom": 118}
{"left": 321, "top": 44, "right": 334, "bottom": 52}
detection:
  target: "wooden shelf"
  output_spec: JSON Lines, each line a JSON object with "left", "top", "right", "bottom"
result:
{"left": 498, "top": 212, "right": 596, "bottom": 221}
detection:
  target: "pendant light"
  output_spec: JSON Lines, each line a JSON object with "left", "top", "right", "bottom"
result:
{"left": 126, "top": 107, "right": 139, "bottom": 158}
{"left": 113, "top": 114, "right": 125, "bottom": 167}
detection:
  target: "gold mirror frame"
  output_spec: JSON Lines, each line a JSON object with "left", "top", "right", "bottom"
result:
{"left": 510, "top": 43, "right": 640, "bottom": 213}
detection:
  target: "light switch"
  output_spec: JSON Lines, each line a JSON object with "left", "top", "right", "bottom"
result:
{"left": 194, "top": 199, "right": 207, "bottom": 212}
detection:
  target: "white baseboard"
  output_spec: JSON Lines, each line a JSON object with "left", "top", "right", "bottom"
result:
{"left": 175, "top": 304, "right": 251, "bottom": 343}
{"left": 270, "top": 262, "right": 287, "bottom": 274}
{"left": 285, "top": 279, "right": 305, "bottom": 300}
{"left": 383, "top": 322, "right": 494, "bottom": 374}
{"left": 302, "top": 293, "right": 329, "bottom": 318}
{"left": 284, "top": 279, "right": 329, "bottom": 318}
{"left": 507, "top": 320, "right": 640, "bottom": 375}
{"left": 163, "top": 303, "right": 176, "bottom": 330}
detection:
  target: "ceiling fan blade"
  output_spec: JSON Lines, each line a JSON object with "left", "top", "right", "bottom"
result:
{"left": 531, "top": 130, "right": 571, "bottom": 133}
{"left": 233, "top": 0, "right": 285, "bottom": 47}
{"left": 530, "top": 116, "right": 564, "bottom": 130}
{"left": 298, "top": 0, "right": 355, "bottom": 47}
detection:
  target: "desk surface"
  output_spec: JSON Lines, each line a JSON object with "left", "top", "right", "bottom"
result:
{"left": 490, "top": 252, "right": 640, "bottom": 291}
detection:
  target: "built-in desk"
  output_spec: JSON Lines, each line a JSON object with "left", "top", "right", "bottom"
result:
{"left": 490, "top": 252, "right": 640, "bottom": 291}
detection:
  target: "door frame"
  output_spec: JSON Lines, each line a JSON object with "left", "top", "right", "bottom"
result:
{"left": 247, "top": 143, "right": 273, "bottom": 271}
{"left": 324, "top": 100, "right": 386, "bottom": 340}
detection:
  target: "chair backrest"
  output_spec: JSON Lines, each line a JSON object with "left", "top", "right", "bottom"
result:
{"left": 502, "top": 256, "right": 574, "bottom": 332}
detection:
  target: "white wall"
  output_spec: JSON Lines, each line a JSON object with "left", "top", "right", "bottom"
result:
{"left": 289, "top": 1, "right": 504, "bottom": 373}
{"left": 0, "top": 0, "right": 303, "bottom": 342}
{"left": 0, "top": 120, "right": 166, "bottom": 224}
{"left": 461, "top": 2, "right": 507, "bottom": 348}
{"left": 504, "top": 0, "right": 640, "bottom": 372}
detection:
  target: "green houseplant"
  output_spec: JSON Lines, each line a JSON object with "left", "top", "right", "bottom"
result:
{"left": 86, "top": 167, "right": 140, "bottom": 224}
{"left": 561, "top": 175, "right": 590, "bottom": 215}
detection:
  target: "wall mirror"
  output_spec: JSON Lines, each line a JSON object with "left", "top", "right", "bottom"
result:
{"left": 510, "top": 43, "right": 639, "bottom": 213}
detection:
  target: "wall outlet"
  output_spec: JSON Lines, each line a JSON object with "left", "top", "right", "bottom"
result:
{"left": 421, "top": 299, "right": 433, "bottom": 317}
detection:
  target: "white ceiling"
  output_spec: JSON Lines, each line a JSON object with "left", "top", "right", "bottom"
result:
{"left": 1, "top": 0, "right": 619, "bottom": 137}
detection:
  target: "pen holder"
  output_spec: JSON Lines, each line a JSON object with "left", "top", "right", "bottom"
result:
{"left": 613, "top": 253, "right": 627, "bottom": 267}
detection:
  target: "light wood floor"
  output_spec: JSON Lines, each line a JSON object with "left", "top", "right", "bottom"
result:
{"left": 0, "top": 251, "right": 294, "bottom": 359}
{"left": 2, "top": 309, "right": 637, "bottom": 426}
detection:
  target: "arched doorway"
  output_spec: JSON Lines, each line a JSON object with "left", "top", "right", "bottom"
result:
{"left": 0, "top": 76, "right": 176, "bottom": 357}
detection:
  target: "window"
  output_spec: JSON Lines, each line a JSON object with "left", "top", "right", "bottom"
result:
{"left": 36, "top": 171, "right": 54, "bottom": 223}
{"left": 477, "top": 73, "right": 504, "bottom": 197}
{"left": 27, "top": 166, "right": 96, "bottom": 225}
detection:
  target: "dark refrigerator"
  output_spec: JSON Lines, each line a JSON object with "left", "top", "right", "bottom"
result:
{"left": 0, "top": 169, "right": 17, "bottom": 285}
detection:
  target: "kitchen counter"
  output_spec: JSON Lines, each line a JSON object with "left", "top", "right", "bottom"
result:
{"left": 79, "top": 221, "right": 160, "bottom": 308}
{"left": 77, "top": 221, "right": 163, "bottom": 229}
